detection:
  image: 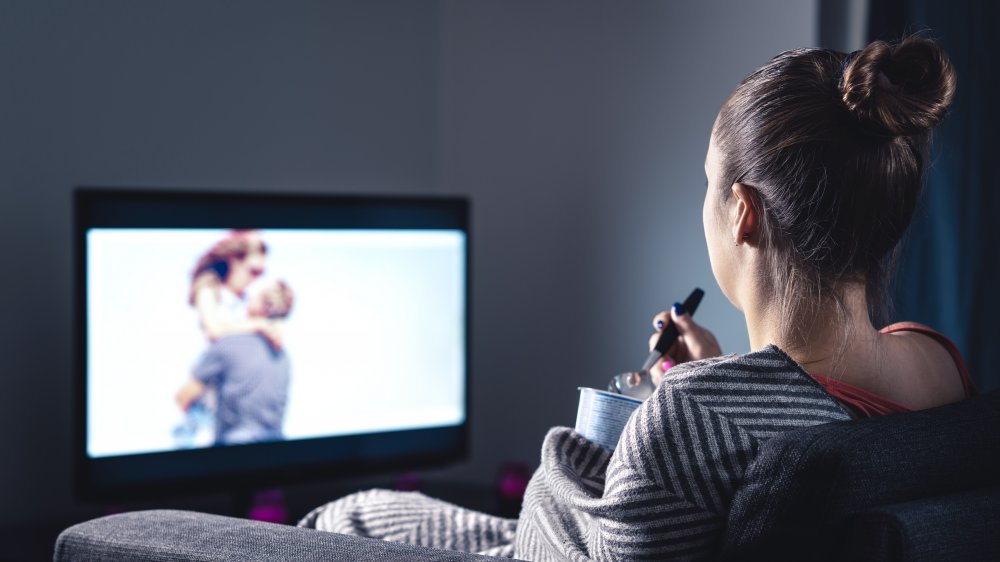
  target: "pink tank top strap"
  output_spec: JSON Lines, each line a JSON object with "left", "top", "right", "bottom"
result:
{"left": 808, "top": 372, "right": 912, "bottom": 417}
{"left": 879, "top": 321, "right": 978, "bottom": 398}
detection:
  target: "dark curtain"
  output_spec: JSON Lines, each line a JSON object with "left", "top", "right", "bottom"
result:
{"left": 870, "top": 0, "right": 999, "bottom": 391}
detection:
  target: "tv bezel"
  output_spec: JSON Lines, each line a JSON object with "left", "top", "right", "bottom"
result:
{"left": 73, "top": 187, "right": 471, "bottom": 501}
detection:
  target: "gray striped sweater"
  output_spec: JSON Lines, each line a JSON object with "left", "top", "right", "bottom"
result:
{"left": 300, "top": 345, "right": 852, "bottom": 560}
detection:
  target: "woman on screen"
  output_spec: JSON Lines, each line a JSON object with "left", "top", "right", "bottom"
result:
{"left": 187, "top": 229, "right": 282, "bottom": 348}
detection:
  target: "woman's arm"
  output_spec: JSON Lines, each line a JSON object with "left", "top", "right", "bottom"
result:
{"left": 194, "top": 285, "right": 284, "bottom": 349}
{"left": 590, "top": 380, "right": 731, "bottom": 559}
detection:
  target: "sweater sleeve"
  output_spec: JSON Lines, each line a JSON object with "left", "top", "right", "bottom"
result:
{"left": 588, "top": 381, "right": 741, "bottom": 561}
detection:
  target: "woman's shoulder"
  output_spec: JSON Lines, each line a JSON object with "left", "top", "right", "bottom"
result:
{"left": 190, "top": 271, "right": 223, "bottom": 306}
{"left": 611, "top": 346, "right": 851, "bottom": 497}
{"left": 648, "top": 345, "right": 853, "bottom": 426}
{"left": 879, "top": 321, "right": 975, "bottom": 402}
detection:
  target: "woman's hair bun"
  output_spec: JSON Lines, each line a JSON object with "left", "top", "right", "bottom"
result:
{"left": 840, "top": 35, "right": 956, "bottom": 136}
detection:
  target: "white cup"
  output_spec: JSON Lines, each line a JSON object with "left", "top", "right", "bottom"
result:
{"left": 575, "top": 387, "right": 643, "bottom": 451}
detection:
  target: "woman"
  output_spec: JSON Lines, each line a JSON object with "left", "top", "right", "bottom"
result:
{"left": 301, "top": 36, "right": 974, "bottom": 560}
{"left": 187, "top": 229, "right": 282, "bottom": 348}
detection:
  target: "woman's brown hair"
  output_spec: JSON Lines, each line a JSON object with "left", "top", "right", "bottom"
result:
{"left": 188, "top": 230, "right": 267, "bottom": 306}
{"left": 713, "top": 35, "right": 956, "bottom": 345}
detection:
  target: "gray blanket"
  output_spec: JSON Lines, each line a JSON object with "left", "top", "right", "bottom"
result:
{"left": 300, "top": 345, "right": 851, "bottom": 560}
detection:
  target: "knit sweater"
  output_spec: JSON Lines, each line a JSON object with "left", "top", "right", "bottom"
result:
{"left": 300, "top": 345, "right": 852, "bottom": 560}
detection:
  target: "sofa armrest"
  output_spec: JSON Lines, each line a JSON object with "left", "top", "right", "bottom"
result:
{"left": 841, "top": 487, "right": 1000, "bottom": 561}
{"left": 54, "top": 509, "right": 503, "bottom": 561}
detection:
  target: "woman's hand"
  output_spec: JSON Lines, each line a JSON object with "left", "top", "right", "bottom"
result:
{"left": 648, "top": 304, "right": 722, "bottom": 384}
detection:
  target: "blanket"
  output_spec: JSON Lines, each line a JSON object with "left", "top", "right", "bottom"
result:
{"left": 299, "top": 345, "right": 852, "bottom": 560}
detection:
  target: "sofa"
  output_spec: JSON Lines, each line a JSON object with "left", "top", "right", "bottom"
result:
{"left": 54, "top": 390, "right": 1000, "bottom": 561}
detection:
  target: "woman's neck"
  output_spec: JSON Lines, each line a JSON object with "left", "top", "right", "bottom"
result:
{"left": 745, "top": 283, "right": 883, "bottom": 377}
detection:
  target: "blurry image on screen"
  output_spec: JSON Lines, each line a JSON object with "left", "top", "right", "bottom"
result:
{"left": 86, "top": 228, "right": 465, "bottom": 458}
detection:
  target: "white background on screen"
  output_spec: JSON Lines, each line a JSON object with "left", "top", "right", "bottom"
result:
{"left": 87, "top": 228, "right": 465, "bottom": 458}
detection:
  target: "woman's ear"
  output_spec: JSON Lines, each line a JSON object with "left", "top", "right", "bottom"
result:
{"left": 730, "top": 183, "right": 758, "bottom": 246}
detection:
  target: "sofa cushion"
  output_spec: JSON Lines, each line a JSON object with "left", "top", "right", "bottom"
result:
{"left": 841, "top": 486, "right": 1000, "bottom": 561}
{"left": 720, "top": 390, "right": 1000, "bottom": 560}
{"left": 54, "top": 509, "right": 507, "bottom": 561}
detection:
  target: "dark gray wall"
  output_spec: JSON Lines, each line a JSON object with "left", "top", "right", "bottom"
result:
{"left": 0, "top": 0, "right": 818, "bottom": 525}
{"left": 0, "top": 0, "right": 440, "bottom": 524}
{"left": 429, "top": 0, "right": 817, "bottom": 483}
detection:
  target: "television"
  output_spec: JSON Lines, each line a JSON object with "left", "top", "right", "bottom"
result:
{"left": 74, "top": 188, "right": 469, "bottom": 500}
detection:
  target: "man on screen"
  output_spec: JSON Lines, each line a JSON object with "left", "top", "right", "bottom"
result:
{"left": 175, "top": 280, "right": 295, "bottom": 446}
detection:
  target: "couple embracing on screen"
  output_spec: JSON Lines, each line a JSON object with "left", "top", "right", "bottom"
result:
{"left": 174, "top": 230, "right": 295, "bottom": 447}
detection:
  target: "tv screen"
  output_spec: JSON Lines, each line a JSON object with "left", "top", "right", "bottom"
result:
{"left": 75, "top": 189, "right": 469, "bottom": 499}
